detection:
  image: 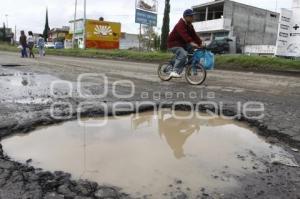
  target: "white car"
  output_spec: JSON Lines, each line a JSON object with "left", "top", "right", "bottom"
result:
{"left": 45, "top": 42, "right": 55, "bottom": 49}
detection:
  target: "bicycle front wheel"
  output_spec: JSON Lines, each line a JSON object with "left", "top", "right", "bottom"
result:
{"left": 185, "top": 64, "right": 207, "bottom": 85}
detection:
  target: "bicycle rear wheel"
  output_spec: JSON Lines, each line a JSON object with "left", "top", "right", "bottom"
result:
{"left": 158, "top": 62, "right": 173, "bottom": 81}
{"left": 185, "top": 64, "right": 207, "bottom": 85}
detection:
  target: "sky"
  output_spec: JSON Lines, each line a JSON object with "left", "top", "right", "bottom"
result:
{"left": 0, "top": 0, "right": 294, "bottom": 36}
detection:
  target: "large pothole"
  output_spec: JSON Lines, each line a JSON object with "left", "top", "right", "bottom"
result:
{"left": 1, "top": 110, "right": 298, "bottom": 198}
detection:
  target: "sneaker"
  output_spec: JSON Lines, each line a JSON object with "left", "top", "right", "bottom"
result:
{"left": 170, "top": 72, "right": 182, "bottom": 78}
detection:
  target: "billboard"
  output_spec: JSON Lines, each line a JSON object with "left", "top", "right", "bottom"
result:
{"left": 136, "top": 0, "right": 158, "bottom": 12}
{"left": 289, "top": 0, "right": 300, "bottom": 57}
{"left": 275, "top": 9, "right": 293, "bottom": 56}
{"left": 85, "top": 19, "right": 121, "bottom": 49}
{"left": 275, "top": 3, "right": 300, "bottom": 57}
{"left": 135, "top": 0, "right": 158, "bottom": 26}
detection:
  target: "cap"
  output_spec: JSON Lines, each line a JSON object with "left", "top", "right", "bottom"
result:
{"left": 183, "top": 9, "right": 194, "bottom": 17}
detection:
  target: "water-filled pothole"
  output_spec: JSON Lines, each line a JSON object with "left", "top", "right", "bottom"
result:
{"left": 1, "top": 110, "right": 296, "bottom": 198}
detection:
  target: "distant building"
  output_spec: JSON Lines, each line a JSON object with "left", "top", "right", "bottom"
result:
{"left": 192, "top": 0, "right": 279, "bottom": 54}
{"left": 49, "top": 26, "right": 70, "bottom": 42}
{"left": 120, "top": 33, "right": 139, "bottom": 50}
{"left": 0, "top": 27, "right": 13, "bottom": 42}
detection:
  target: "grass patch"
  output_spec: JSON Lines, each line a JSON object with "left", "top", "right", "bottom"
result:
{"left": 46, "top": 48, "right": 172, "bottom": 62}
{"left": 0, "top": 43, "right": 299, "bottom": 72}
{"left": 216, "top": 55, "right": 300, "bottom": 72}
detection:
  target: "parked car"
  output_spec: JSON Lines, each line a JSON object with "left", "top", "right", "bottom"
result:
{"left": 54, "top": 42, "right": 64, "bottom": 49}
{"left": 45, "top": 42, "right": 55, "bottom": 49}
{"left": 207, "top": 38, "right": 233, "bottom": 54}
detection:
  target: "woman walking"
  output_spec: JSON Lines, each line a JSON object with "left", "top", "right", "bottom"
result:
{"left": 27, "top": 31, "right": 35, "bottom": 58}
{"left": 19, "top": 31, "right": 28, "bottom": 58}
{"left": 37, "top": 34, "right": 45, "bottom": 57}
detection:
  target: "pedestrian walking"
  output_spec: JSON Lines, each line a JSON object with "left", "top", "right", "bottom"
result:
{"left": 27, "top": 31, "right": 35, "bottom": 58}
{"left": 19, "top": 31, "right": 28, "bottom": 58}
{"left": 37, "top": 34, "right": 45, "bottom": 57}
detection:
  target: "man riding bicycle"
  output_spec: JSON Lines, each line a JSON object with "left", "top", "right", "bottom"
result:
{"left": 167, "top": 9, "right": 202, "bottom": 78}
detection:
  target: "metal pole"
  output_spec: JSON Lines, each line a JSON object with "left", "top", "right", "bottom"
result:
{"left": 72, "top": 0, "right": 77, "bottom": 48}
{"left": 139, "top": 23, "right": 142, "bottom": 51}
{"left": 83, "top": 0, "right": 87, "bottom": 49}
{"left": 5, "top": 14, "right": 8, "bottom": 27}
{"left": 14, "top": 25, "right": 16, "bottom": 44}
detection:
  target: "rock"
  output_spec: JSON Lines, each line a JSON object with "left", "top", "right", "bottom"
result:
{"left": 291, "top": 148, "right": 299, "bottom": 152}
{"left": 94, "top": 187, "right": 118, "bottom": 198}
{"left": 74, "top": 180, "right": 97, "bottom": 196}
{"left": 0, "top": 159, "right": 16, "bottom": 169}
{"left": 74, "top": 196, "right": 93, "bottom": 199}
{"left": 43, "top": 180, "right": 59, "bottom": 192}
{"left": 37, "top": 171, "right": 54, "bottom": 181}
{"left": 175, "top": 192, "right": 187, "bottom": 199}
{"left": 266, "top": 137, "right": 279, "bottom": 144}
{"left": 57, "top": 184, "right": 76, "bottom": 198}
{"left": 43, "top": 192, "right": 64, "bottom": 199}
{"left": 270, "top": 153, "right": 299, "bottom": 167}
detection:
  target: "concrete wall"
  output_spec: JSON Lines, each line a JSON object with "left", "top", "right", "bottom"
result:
{"left": 120, "top": 33, "right": 139, "bottom": 50}
{"left": 224, "top": 0, "right": 279, "bottom": 51}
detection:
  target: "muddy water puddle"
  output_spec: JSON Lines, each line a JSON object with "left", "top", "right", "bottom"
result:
{"left": 1, "top": 110, "right": 296, "bottom": 198}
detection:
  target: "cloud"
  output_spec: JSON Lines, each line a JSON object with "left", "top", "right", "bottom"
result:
{"left": 0, "top": 0, "right": 293, "bottom": 36}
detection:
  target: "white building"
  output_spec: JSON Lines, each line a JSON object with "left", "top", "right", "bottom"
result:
{"left": 120, "top": 33, "right": 139, "bottom": 50}
{"left": 192, "top": 0, "right": 279, "bottom": 54}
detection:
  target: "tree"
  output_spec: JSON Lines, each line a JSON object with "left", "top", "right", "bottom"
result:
{"left": 1, "top": 23, "right": 6, "bottom": 41}
{"left": 160, "top": 0, "right": 170, "bottom": 52}
{"left": 154, "top": 34, "right": 161, "bottom": 51}
{"left": 142, "top": 25, "right": 156, "bottom": 51}
{"left": 43, "top": 8, "right": 50, "bottom": 41}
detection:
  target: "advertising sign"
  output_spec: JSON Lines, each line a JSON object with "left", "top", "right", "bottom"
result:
{"left": 276, "top": 1, "right": 300, "bottom": 57}
{"left": 288, "top": 0, "right": 300, "bottom": 57}
{"left": 135, "top": 9, "right": 157, "bottom": 26}
{"left": 136, "top": 0, "right": 158, "bottom": 12}
{"left": 85, "top": 19, "right": 121, "bottom": 49}
{"left": 135, "top": 0, "right": 158, "bottom": 26}
{"left": 275, "top": 9, "right": 293, "bottom": 56}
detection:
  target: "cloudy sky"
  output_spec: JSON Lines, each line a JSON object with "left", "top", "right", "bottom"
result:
{"left": 0, "top": 0, "right": 293, "bottom": 35}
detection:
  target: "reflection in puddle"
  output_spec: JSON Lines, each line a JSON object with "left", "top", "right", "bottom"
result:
{"left": 1, "top": 110, "right": 294, "bottom": 198}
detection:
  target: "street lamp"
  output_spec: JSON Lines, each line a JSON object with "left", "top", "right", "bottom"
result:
{"left": 83, "top": 0, "right": 87, "bottom": 49}
{"left": 72, "top": 0, "right": 78, "bottom": 48}
{"left": 5, "top": 14, "right": 8, "bottom": 27}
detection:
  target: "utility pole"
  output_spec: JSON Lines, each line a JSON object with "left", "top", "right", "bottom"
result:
{"left": 5, "top": 14, "right": 8, "bottom": 27}
{"left": 83, "top": 0, "right": 87, "bottom": 49}
{"left": 72, "top": 0, "right": 78, "bottom": 48}
{"left": 14, "top": 25, "right": 16, "bottom": 44}
{"left": 139, "top": 24, "right": 142, "bottom": 51}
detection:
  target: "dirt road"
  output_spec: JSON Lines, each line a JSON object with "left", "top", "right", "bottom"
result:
{"left": 0, "top": 51, "right": 300, "bottom": 199}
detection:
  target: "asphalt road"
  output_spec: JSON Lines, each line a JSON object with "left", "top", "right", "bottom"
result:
{"left": 0, "top": 51, "right": 300, "bottom": 199}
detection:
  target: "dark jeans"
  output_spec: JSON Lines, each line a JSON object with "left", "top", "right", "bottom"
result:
{"left": 21, "top": 45, "right": 28, "bottom": 58}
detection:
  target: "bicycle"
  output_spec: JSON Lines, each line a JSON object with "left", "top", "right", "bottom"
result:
{"left": 158, "top": 48, "right": 208, "bottom": 85}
